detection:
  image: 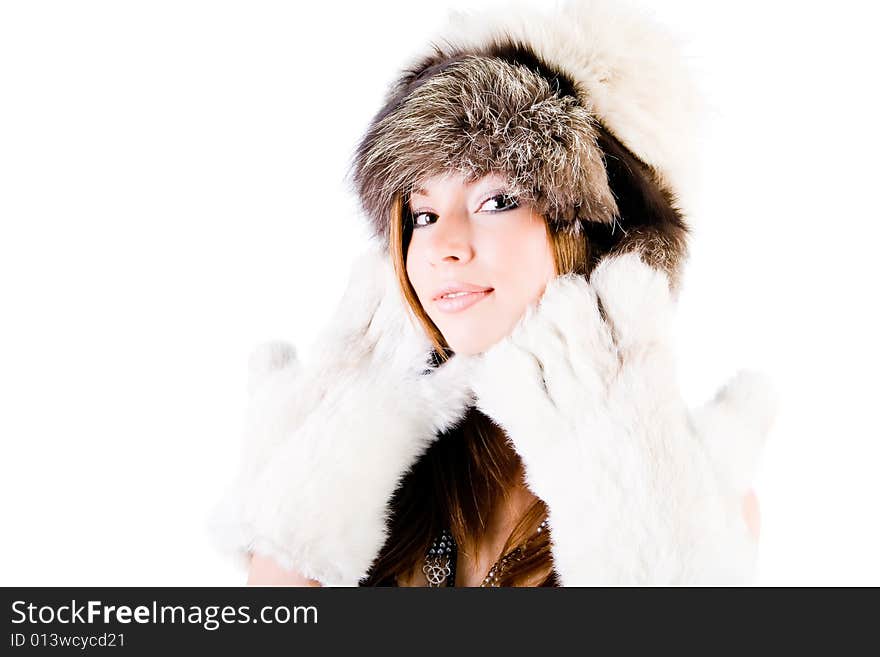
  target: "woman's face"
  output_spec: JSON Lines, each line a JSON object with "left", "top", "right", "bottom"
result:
{"left": 405, "top": 171, "right": 557, "bottom": 356}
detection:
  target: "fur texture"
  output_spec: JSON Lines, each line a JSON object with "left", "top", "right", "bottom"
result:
{"left": 469, "top": 252, "right": 777, "bottom": 584}
{"left": 209, "top": 251, "right": 775, "bottom": 585}
{"left": 208, "top": 244, "right": 476, "bottom": 586}
{"left": 352, "top": 53, "right": 618, "bottom": 233}
{"left": 348, "top": 0, "right": 704, "bottom": 287}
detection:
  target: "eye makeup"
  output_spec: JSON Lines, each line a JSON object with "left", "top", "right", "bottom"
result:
{"left": 410, "top": 189, "right": 520, "bottom": 228}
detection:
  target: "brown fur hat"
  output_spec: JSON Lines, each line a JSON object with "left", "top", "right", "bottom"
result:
{"left": 346, "top": 0, "right": 704, "bottom": 291}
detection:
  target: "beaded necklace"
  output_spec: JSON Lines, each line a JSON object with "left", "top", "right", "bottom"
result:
{"left": 422, "top": 517, "right": 550, "bottom": 587}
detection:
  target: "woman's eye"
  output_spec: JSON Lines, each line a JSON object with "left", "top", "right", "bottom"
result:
{"left": 411, "top": 211, "right": 437, "bottom": 228}
{"left": 479, "top": 192, "right": 519, "bottom": 213}
{"left": 410, "top": 192, "right": 517, "bottom": 228}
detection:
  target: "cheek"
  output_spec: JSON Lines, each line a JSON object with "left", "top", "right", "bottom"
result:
{"left": 402, "top": 217, "right": 556, "bottom": 354}
{"left": 474, "top": 222, "right": 555, "bottom": 345}
{"left": 489, "top": 224, "right": 556, "bottom": 305}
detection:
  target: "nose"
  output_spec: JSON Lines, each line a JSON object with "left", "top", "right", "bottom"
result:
{"left": 425, "top": 210, "right": 474, "bottom": 265}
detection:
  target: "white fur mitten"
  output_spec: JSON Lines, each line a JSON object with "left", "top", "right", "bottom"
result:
{"left": 208, "top": 242, "right": 475, "bottom": 586}
{"left": 471, "top": 252, "right": 777, "bottom": 585}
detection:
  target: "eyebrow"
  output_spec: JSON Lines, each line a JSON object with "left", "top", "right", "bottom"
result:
{"left": 411, "top": 178, "right": 507, "bottom": 199}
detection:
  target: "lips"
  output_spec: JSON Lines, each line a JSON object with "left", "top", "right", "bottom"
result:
{"left": 432, "top": 283, "right": 494, "bottom": 301}
{"left": 433, "top": 287, "right": 494, "bottom": 313}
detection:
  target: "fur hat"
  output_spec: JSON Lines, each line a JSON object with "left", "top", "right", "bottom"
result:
{"left": 346, "top": 0, "right": 704, "bottom": 291}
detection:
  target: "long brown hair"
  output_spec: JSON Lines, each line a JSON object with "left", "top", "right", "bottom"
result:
{"left": 359, "top": 121, "right": 689, "bottom": 587}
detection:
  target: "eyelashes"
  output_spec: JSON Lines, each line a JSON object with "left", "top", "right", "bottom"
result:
{"left": 481, "top": 192, "right": 520, "bottom": 213}
{"left": 410, "top": 191, "right": 521, "bottom": 229}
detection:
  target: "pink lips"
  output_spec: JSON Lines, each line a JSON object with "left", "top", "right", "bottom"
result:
{"left": 433, "top": 287, "right": 494, "bottom": 313}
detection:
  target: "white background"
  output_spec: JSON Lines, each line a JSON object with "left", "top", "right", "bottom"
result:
{"left": 1, "top": 0, "right": 877, "bottom": 586}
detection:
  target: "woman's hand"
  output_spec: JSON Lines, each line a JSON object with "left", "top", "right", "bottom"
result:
{"left": 470, "top": 252, "right": 776, "bottom": 585}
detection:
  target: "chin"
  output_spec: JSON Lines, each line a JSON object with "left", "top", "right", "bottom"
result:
{"left": 445, "top": 344, "right": 481, "bottom": 357}
{"left": 435, "top": 316, "right": 514, "bottom": 356}
{"left": 440, "top": 333, "right": 497, "bottom": 357}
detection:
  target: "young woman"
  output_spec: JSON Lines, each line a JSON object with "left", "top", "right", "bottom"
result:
{"left": 211, "top": 0, "right": 773, "bottom": 587}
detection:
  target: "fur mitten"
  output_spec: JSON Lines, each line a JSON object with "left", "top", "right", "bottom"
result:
{"left": 209, "top": 243, "right": 475, "bottom": 586}
{"left": 471, "top": 252, "right": 777, "bottom": 585}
